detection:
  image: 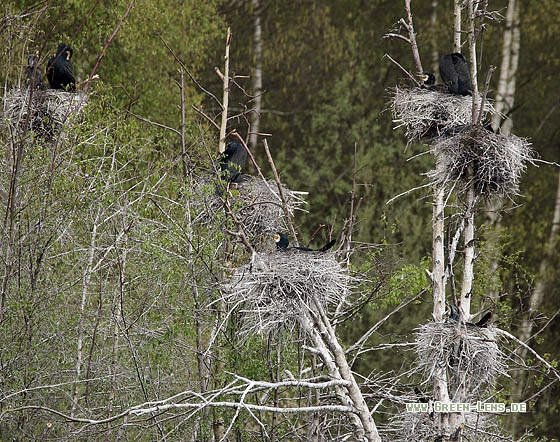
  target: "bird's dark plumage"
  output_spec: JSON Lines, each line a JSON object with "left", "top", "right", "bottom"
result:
{"left": 220, "top": 142, "right": 248, "bottom": 183}
{"left": 449, "top": 304, "right": 492, "bottom": 328}
{"left": 419, "top": 71, "right": 436, "bottom": 87}
{"left": 274, "top": 232, "right": 336, "bottom": 252}
{"left": 448, "top": 305, "right": 463, "bottom": 323}
{"left": 473, "top": 311, "right": 492, "bottom": 328}
{"left": 439, "top": 53, "right": 472, "bottom": 96}
{"left": 46, "top": 43, "right": 76, "bottom": 91}
{"left": 417, "top": 71, "right": 449, "bottom": 93}
{"left": 26, "top": 53, "right": 46, "bottom": 90}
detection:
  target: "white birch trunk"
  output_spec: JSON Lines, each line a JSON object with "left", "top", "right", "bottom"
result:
{"left": 491, "top": 0, "right": 519, "bottom": 133}
{"left": 249, "top": 0, "right": 263, "bottom": 151}
{"left": 510, "top": 167, "right": 560, "bottom": 433}
{"left": 501, "top": 0, "right": 520, "bottom": 134}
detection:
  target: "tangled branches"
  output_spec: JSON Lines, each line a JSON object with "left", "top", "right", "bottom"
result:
{"left": 224, "top": 251, "right": 350, "bottom": 336}
{"left": 2, "top": 88, "right": 87, "bottom": 139}
{"left": 390, "top": 87, "right": 496, "bottom": 142}
{"left": 193, "top": 176, "right": 307, "bottom": 245}
{"left": 428, "top": 127, "right": 534, "bottom": 198}
{"left": 415, "top": 321, "right": 507, "bottom": 392}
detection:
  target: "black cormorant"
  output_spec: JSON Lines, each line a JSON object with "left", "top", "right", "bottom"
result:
{"left": 439, "top": 53, "right": 472, "bottom": 96}
{"left": 448, "top": 304, "right": 492, "bottom": 328}
{"left": 219, "top": 141, "right": 248, "bottom": 183}
{"left": 419, "top": 71, "right": 436, "bottom": 87}
{"left": 473, "top": 311, "right": 492, "bottom": 328}
{"left": 46, "top": 43, "right": 76, "bottom": 91}
{"left": 274, "top": 232, "right": 336, "bottom": 252}
{"left": 26, "top": 53, "right": 46, "bottom": 90}
{"left": 417, "top": 71, "right": 449, "bottom": 93}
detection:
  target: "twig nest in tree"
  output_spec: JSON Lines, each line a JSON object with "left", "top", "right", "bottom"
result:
{"left": 428, "top": 126, "right": 534, "bottom": 197}
{"left": 224, "top": 251, "right": 350, "bottom": 335}
{"left": 386, "top": 408, "right": 508, "bottom": 442}
{"left": 390, "top": 87, "right": 496, "bottom": 141}
{"left": 192, "top": 175, "right": 307, "bottom": 245}
{"left": 1, "top": 88, "right": 87, "bottom": 139}
{"left": 415, "top": 321, "right": 506, "bottom": 389}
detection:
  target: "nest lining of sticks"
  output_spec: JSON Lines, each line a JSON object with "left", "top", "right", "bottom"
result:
{"left": 385, "top": 410, "right": 511, "bottom": 442}
{"left": 415, "top": 321, "right": 506, "bottom": 390}
{"left": 224, "top": 251, "right": 350, "bottom": 336}
{"left": 390, "top": 86, "right": 497, "bottom": 141}
{"left": 192, "top": 175, "right": 307, "bottom": 243}
{"left": 428, "top": 126, "right": 533, "bottom": 197}
{"left": 1, "top": 88, "right": 87, "bottom": 137}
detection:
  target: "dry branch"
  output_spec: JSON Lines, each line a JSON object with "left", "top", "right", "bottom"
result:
{"left": 2, "top": 89, "right": 87, "bottom": 138}
{"left": 390, "top": 87, "right": 497, "bottom": 142}
{"left": 223, "top": 251, "right": 350, "bottom": 336}
{"left": 415, "top": 321, "right": 507, "bottom": 389}
{"left": 192, "top": 175, "right": 307, "bottom": 245}
{"left": 428, "top": 127, "right": 534, "bottom": 198}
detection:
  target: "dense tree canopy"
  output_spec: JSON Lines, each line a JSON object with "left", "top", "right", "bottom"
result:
{"left": 0, "top": 0, "right": 558, "bottom": 439}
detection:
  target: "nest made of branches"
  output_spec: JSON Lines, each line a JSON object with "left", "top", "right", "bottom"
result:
{"left": 390, "top": 87, "right": 497, "bottom": 142}
{"left": 385, "top": 410, "right": 512, "bottom": 442}
{"left": 192, "top": 175, "right": 307, "bottom": 245}
{"left": 1, "top": 88, "right": 87, "bottom": 138}
{"left": 415, "top": 321, "right": 507, "bottom": 390}
{"left": 428, "top": 126, "right": 534, "bottom": 198}
{"left": 223, "top": 251, "right": 350, "bottom": 336}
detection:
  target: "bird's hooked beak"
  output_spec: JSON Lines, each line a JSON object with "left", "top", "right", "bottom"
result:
{"left": 273, "top": 233, "right": 281, "bottom": 244}
{"left": 66, "top": 50, "right": 72, "bottom": 60}
{"left": 417, "top": 72, "right": 429, "bottom": 82}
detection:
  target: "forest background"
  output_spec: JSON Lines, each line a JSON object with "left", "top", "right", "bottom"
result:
{"left": 1, "top": 0, "right": 559, "bottom": 440}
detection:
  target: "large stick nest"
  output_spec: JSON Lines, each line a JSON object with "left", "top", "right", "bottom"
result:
{"left": 428, "top": 126, "right": 534, "bottom": 198}
{"left": 385, "top": 410, "right": 512, "bottom": 442}
{"left": 223, "top": 251, "right": 350, "bottom": 336}
{"left": 192, "top": 175, "right": 307, "bottom": 244}
{"left": 415, "top": 321, "right": 507, "bottom": 390}
{"left": 1, "top": 88, "right": 87, "bottom": 138}
{"left": 390, "top": 87, "right": 497, "bottom": 141}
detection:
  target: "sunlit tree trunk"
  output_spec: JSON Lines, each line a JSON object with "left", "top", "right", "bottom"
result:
{"left": 249, "top": 0, "right": 263, "bottom": 151}
{"left": 430, "top": 0, "right": 439, "bottom": 75}
{"left": 510, "top": 169, "right": 560, "bottom": 434}
{"left": 491, "top": 0, "right": 520, "bottom": 133}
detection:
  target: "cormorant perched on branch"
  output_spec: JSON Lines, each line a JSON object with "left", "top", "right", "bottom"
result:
{"left": 448, "top": 304, "right": 492, "bottom": 328}
{"left": 274, "top": 232, "right": 336, "bottom": 252}
{"left": 219, "top": 141, "right": 248, "bottom": 183}
{"left": 473, "top": 311, "right": 492, "bottom": 328}
{"left": 439, "top": 53, "right": 472, "bottom": 96}
{"left": 26, "top": 53, "right": 46, "bottom": 90}
{"left": 46, "top": 43, "right": 76, "bottom": 91}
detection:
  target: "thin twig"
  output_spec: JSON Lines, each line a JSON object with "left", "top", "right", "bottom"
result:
{"left": 383, "top": 54, "right": 420, "bottom": 86}
{"left": 262, "top": 139, "right": 298, "bottom": 244}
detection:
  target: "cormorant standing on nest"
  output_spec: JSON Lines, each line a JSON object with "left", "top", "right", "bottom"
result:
{"left": 219, "top": 141, "right": 248, "bottom": 183}
{"left": 274, "top": 232, "right": 336, "bottom": 252}
{"left": 46, "top": 43, "right": 76, "bottom": 91}
{"left": 26, "top": 53, "right": 46, "bottom": 90}
{"left": 448, "top": 304, "right": 492, "bottom": 328}
{"left": 419, "top": 71, "right": 436, "bottom": 87}
{"left": 439, "top": 53, "right": 472, "bottom": 96}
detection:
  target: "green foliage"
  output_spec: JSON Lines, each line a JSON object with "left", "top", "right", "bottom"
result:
{"left": 1, "top": 0, "right": 559, "bottom": 439}
{"left": 386, "top": 257, "right": 431, "bottom": 307}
